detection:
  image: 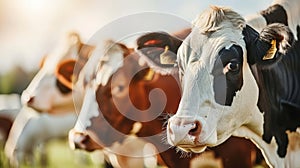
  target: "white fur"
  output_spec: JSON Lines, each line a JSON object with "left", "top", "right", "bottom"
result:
{"left": 4, "top": 106, "right": 77, "bottom": 166}
{"left": 96, "top": 40, "right": 125, "bottom": 86}
{"left": 0, "top": 94, "right": 21, "bottom": 110}
{"left": 73, "top": 88, "right": 99, "bottom": 132}
{"left": 272, "top": 0, "right": 300, "bottom": 40}
{"left": 102, "top": 135, "right": 158, "bottom": 168}
{"left": 77, "top": 40, "right": 124, "bottom": 89}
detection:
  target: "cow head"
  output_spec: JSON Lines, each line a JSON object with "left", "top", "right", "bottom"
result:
{"left": 165, "top": 6, "right": 294, "bottom": 153}
{"left": 70, "top": 35, "right": 182, "bottom": 152}
{"left": 21, "top": 32, "right": 94, "bottom": 114}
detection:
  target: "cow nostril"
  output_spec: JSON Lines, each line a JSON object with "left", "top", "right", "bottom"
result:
{"left": 188, "top": 120, "right": 201, "bottom": 136}
{"left": 74, "top": 142, "right": 81, "bottom": 149}
{"left": 27, "top": 97, "right": 35, "bottom": 104}
{"left": 72, "top": 133, "right": 88, "bottom": 149}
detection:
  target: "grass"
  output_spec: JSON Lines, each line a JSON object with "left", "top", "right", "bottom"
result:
{"left": 0, "top": 139, "right": 104, "bottom": 168}
{"left": 1, "top": 139, "right": 269, "bottom": 168}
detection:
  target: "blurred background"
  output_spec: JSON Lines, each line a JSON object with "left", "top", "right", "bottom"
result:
{"left": 0, "top": 0, "right": 273, "bottom": 94}
{"left": 0, "top": 1, "right": 274, "bottom": 168}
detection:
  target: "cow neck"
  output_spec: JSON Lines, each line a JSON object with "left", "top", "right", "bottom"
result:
{"left": 47, "top": 102, "right": 75, "bottom": 115}
{"left": 234, "top": 106, "right": 300, "bottom": 167}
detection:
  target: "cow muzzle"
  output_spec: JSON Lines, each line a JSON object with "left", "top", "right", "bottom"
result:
{"left": 167, "top": 117, "right": 210, "bottom": 153}
{"left": 167, "top": 117, "right": 202, "bottom": 144}
{"left": 68, "top": 129, "right": 103, "bottom": 151}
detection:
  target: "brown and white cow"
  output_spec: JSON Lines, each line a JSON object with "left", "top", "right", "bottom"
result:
{"left": 164, "top": 3, "right": 300, "bottom": 168}
{"left": 4, "top": 32, "right": 95, "bottom": 166}
{"left": 69, "top": 30, "right": 265, "bottom": 168}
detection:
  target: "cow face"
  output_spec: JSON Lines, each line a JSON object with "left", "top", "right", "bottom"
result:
{"left": 21, "top": 32, "right": 94, "bottom": 114}
{"left": 166, "top": 6, "right": 294, "bottom": 153}
{"left": 72, "top": 41, "right": 136, "bottom": 148}
{"left": 72, "top": 39, "right": 182, "bottom": 150}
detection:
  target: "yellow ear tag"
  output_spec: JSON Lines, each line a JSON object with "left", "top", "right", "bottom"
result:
{"left": 160, "top": 46, "right": 176, "bottom": 64}
{"left": 143, "top": 68, "right": 155, "bottom": 81}
{"left": 263, "top": 40, "right": 277, "bottom": 60}
{"left": 71, "top": 74, "right": 77, "bottom": 84}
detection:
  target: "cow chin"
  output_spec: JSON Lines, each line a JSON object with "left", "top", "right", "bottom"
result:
{"left": 176, "top": 131, "right": 231, "bottom": 154}
{"left": 178, "top": 145, "right": 207, "bottom": 153}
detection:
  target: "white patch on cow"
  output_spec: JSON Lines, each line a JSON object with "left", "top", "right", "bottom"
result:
{"left": 96, "top": 40, "right": 125, "bottom": 86}
{"left": 4, "top": 106, "right": 77, "bottom": 166}
{"left": 130, "top": 122, "right": 143, "bottom": 135}
{"left": 77, "top": 40, "right": 125, "bottom": 90}
{"left": 23, "top": 72, "right": 74, "bottom": 113}
{"left": 74, "top": 87, "right": 99, "bottom": 132}
{"left": 273, "top": 0, "right": 300, "bottom": 40}
{"left": 0, "top": 94, "right": 21, "bottom": 110}
{"left": 143, "top": 143, "right": 158, "bottom": 168}
{"left": 102, "top": 135, "right": 158, "bottom": 168}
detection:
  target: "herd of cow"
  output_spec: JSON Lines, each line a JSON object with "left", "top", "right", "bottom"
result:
{"left": 0, "top": 0, "right": 300, "bottom": 167}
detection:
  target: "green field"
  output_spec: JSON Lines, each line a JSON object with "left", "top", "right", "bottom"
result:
{"left": 0, "top": 139, "right": 268, "bottom": 168}
{"left": 0, "top": 139, "right": 105, "bottom": 168}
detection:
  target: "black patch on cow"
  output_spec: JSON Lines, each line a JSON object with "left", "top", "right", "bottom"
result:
{"left": 261, "top": 4, "right": 288, "bottom": 26}
{"left": 56, "top": 79, "right": 72, "bottom": 94}
{"left": 242, "top": 25, "right": 272, "bottom": 65}
{"left": 251, "top": 25, "right": 300, "bottom": 157}
{"left": 211, "top": 44, "right": 243, "bottom": 106}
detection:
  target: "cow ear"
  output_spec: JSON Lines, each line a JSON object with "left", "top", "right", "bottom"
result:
{"left": 136, "top": 32, "right": 182, "bottom": 75}
{"left": 259, "top": 23, "right": 294, "bottom": 56}
{"left": 243, "top": 23, "right": 294, "bottom": 64}
{"left": 39, "top": 55, "right": 47, "bottom": 68}
{"left": 55, "top": 59, "right": 76, "bottom": 90}
{"left": 68, "top": 32, "right": 81, "bottom": 46}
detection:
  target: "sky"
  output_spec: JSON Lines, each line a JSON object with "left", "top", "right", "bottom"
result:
{"left": 0, "top": 0, "right": 273, "bottom": 74}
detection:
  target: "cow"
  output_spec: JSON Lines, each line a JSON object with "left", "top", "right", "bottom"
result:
{"left": 162, "top": 4, "right": 300, "bottom": 168}
{"left": 4, "top": 32, "right": 95, "bottom": 167}
{"left": 244, "top": 0, "right": 300, "bottom": 157}
{"left": 69, "top": 29, "right": 265, "bottom": 168}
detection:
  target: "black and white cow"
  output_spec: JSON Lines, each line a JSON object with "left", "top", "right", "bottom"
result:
{"left": 148, "top": 3, "right": 300, "bottom": 168}
{"left": 243, "top": 0, "right": 300, "bottom": 158}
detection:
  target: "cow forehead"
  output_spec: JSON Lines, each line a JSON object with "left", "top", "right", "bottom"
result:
{"left": 95, "top": 50, "right": 124, "bottom": 86}
{"left": 179, "top": 26, "right": 246, "bottom": 76}
{"left": 78, "top": 40, "right": 126, "bottom": 88}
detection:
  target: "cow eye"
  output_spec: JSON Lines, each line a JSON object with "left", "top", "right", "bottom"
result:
{"left": 111, "top": 85, "right": 125, "bottom": 96}
{"left": 227, "top": 60, "right": 239, "bottom": 72}
{"left": 56, "top": 79, "right": 72, "bottom": 94}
